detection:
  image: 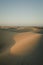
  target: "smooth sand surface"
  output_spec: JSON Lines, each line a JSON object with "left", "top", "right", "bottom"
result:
{"left": 10, "top": 32, "right": 41, "bottom": 55}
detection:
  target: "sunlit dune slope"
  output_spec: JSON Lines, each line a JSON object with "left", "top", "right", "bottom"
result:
{"left": 10, "top": 32, "right": 41, "bottom": 55}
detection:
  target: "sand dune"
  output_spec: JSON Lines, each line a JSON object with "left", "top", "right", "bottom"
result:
{"left": 10, "top": 32, "right": 41, "bottom": 55}
{"left": 0, "top": 30, "right": 43, "bottom": 65}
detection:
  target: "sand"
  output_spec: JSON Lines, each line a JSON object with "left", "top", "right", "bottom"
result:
{"left": 10, "top": 32, "right": 41, "bottom": 55}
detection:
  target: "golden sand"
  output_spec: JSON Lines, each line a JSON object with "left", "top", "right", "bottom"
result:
{"left": 10, "top": 32, "right": 41, "bottom": 55}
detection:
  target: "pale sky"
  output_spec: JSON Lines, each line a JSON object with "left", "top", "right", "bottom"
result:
{"left": 0, "top": 0, "right": 43, "bottom": 26}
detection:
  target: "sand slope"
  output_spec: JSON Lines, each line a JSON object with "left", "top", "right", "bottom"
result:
{"left": 10, "top": 32, "right": 41, "bottom": 55}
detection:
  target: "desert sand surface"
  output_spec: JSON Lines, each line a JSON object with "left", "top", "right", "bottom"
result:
{"left": 0, "top": 28, "right": 43, "bottom": 65}
{"left": 10, "top": 32, "right": 41, "bottom": 55}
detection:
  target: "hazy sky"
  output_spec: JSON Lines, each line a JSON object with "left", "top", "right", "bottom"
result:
{"left": 0, "top": 0, "right": 43, "bottom": 26}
